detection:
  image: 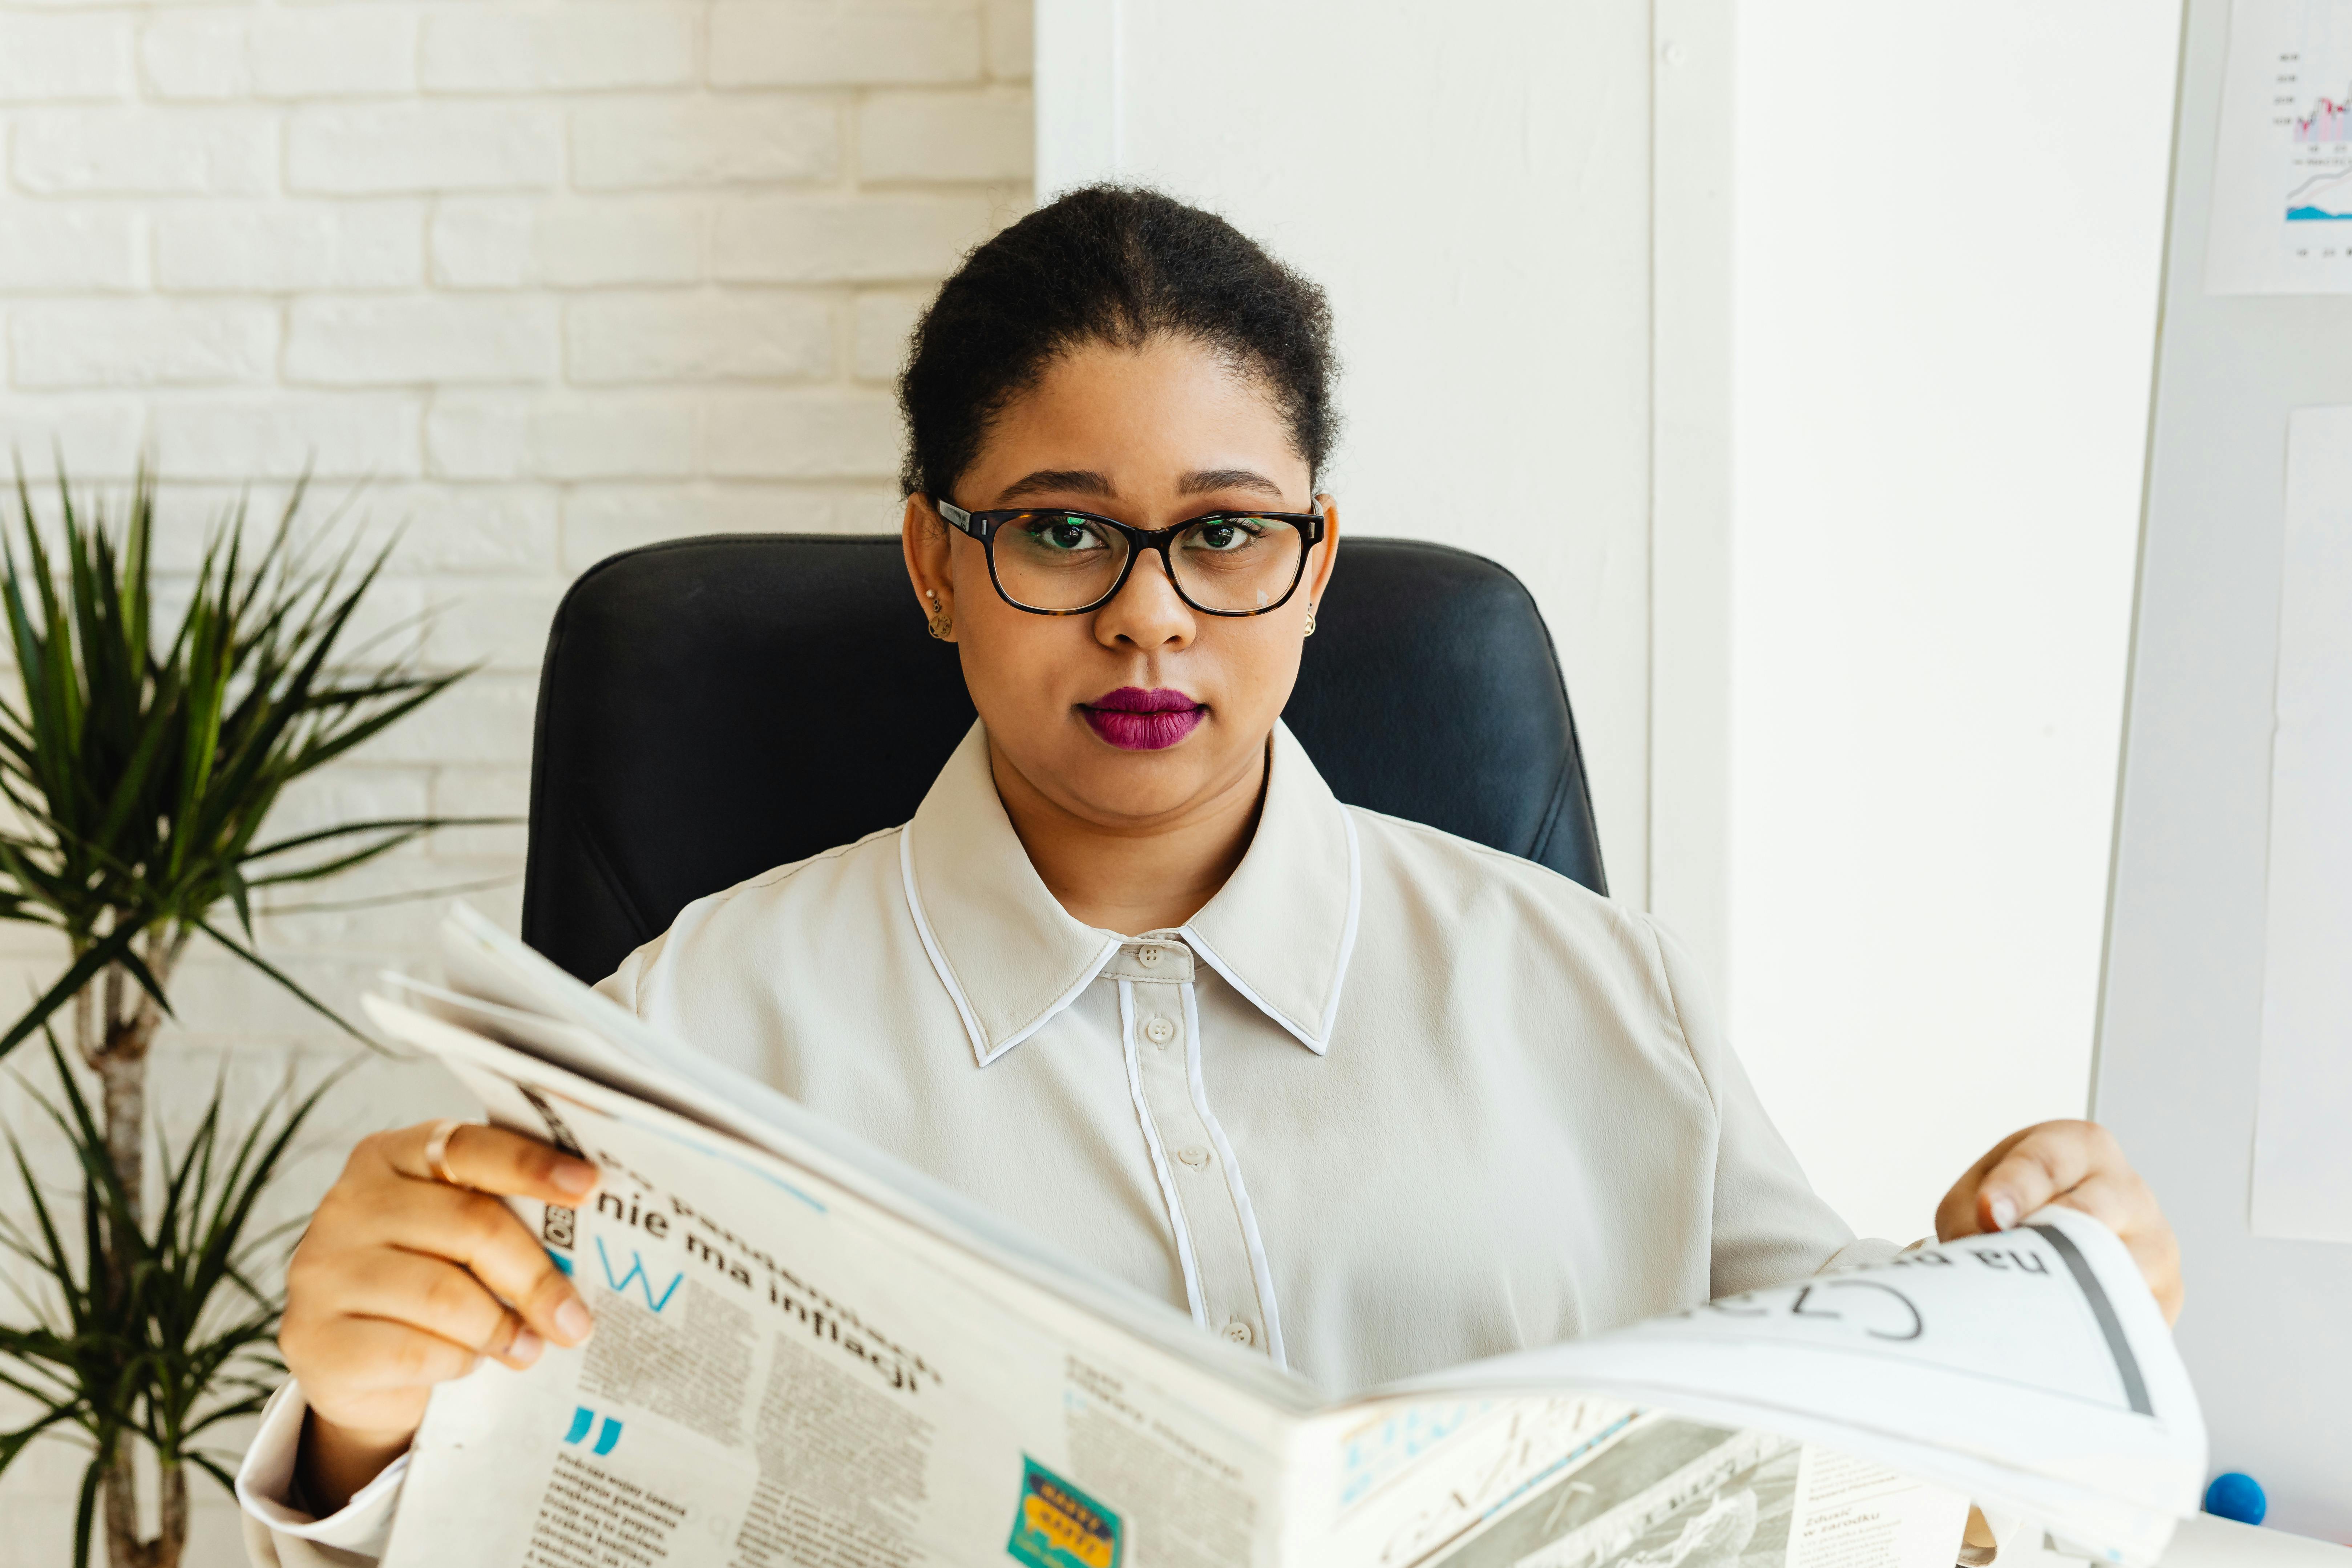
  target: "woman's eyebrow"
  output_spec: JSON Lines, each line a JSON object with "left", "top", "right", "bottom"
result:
{"left": 991, "top": 467, "right": 1288, "bottom": 504}
{"left": 995, "top": 469, "right": 1114, "bottom": 501}
{"left": 1178, "top": 468, "right": 1286, "bottom": 497}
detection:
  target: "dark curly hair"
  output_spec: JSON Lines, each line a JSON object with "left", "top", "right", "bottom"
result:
{"left": 897, "top": 185, "right": 1339, "bottom": 501}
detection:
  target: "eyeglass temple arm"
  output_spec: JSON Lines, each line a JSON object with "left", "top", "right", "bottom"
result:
{"left": 934, "top": 498, "right": 982, "bottom": 537}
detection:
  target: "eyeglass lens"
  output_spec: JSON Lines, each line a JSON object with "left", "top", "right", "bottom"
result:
{"left": 993, "top": 513, "right": 1306, "bottom": 613}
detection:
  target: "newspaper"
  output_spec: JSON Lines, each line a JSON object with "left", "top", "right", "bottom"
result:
{"left": 363, "top": 907, "right": 2207, "bottom": 1568}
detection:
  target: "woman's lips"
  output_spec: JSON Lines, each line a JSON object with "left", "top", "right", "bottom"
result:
{"left": 1082, "top": 686, "right": 1204, "bottom": 751}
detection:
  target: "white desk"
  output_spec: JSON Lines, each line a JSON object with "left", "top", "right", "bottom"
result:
{"left": 2155, "top": 1518, "right": 2350, "bottom": 1564}
{"left": 2008, "top": 1516, "right": 2348, "bottom": 1564}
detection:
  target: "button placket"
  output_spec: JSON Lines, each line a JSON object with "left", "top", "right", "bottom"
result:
{"left": 1116, "top": 946, "right": 1268, "bottom": 1355}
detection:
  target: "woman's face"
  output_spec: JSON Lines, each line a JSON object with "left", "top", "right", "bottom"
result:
{"left": 902, "top": 335, "right": 1338, "bottom": 832}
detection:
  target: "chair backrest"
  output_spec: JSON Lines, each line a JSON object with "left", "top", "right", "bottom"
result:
{"left": 521, "top": 534, "right": 1606, "bottom": 983}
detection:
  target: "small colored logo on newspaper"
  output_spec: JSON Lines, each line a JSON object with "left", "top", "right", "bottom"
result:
{"left": 1005, "top": 1457, "right": 1120, "bottom": 1568}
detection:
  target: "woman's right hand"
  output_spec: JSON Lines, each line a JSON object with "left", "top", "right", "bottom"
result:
{"left": 279, "top": 1122, "right": 601, "bottom": 1513}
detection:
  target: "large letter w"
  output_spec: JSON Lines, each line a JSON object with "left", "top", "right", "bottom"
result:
{"left": 595, "top": 1236, "right": 683, "bottom": 1312}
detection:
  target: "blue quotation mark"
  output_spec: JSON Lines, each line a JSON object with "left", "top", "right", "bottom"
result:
{"left": 565, "top": 1406, "right": 623, "bottom": 1456}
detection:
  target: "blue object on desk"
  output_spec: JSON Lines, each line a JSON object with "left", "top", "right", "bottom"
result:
{"left": 2203, "top": 1472, "right": 2266, "bottom": 1525}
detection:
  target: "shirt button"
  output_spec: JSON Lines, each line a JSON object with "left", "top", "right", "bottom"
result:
{"left": 1176, "top": 1145, "right": 1212, "bottom": 1169}
{"left": 1143, "top": 1017, "right": 1176, "bottom": 1046}
{"left": 1223, "top": 1320, "right": 1254, "bottom": 1346}
{"left": 1138, "top": 946, "right": 1162, "bottom": 966}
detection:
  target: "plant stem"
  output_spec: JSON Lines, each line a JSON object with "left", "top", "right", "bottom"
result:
{"left": 98, "top": 1035, "right": 146, "bottom": 1236}
{"left": 80, "top": 927, "right": 191, "bottom": 1568}
{"left": 102, "top": 1435, "right": 187, "bottom": 1568}
{"left": 83, "top": 928, "right": 187, "bottom": 1230}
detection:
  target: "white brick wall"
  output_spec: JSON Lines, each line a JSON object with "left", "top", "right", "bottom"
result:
{"left": 0, "top": 5, "right": 1030, "bottom": 1561}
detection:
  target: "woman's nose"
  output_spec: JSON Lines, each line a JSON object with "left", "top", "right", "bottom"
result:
{"left": 1094, "top": 549, "right": 1195, "bottom": 648}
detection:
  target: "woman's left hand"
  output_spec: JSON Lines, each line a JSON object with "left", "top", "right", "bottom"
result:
{"left": 1935, "top": 1120, "right": 2183, "bottom": 1326}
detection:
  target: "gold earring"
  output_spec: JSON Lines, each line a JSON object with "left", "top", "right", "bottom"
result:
{"left": 1302, "top": 603, "right": 1317, "bottom": 637}
{"left": 925, "top": 590, "right": 952, "bottom": 640}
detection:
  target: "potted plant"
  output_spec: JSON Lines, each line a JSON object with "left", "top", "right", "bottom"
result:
{"left": 0, "top": 468, "right": 473, "bottom": 1568}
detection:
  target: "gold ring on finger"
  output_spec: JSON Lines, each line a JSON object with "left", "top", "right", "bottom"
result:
{"left": 424, "top": 1118, "right": 472, "bottom": 1188}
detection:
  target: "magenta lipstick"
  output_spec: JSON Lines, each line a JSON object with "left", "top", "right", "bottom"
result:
{"left": 1081, "top": 687, "right": 1204, "bottom": 750}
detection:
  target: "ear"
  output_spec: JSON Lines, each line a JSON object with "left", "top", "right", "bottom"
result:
{"left": 1305, "top": 493, "right": 1341, "bottom": 609}
{"left": 901, "top": 494, "right": 957, "bottom": 638}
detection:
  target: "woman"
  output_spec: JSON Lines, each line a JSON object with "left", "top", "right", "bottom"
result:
{"left": 238, "top": 187, "right": 2182, "bottom": 1561}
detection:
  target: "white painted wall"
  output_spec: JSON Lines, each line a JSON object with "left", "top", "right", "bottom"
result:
{"left": 1726, "top": 3, "right": 2181, "bottom": 1241}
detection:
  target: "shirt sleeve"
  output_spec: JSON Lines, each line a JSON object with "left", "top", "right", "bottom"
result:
{"left": 234, "top": 1380, "right": 407, "bottom": 1567}
{"left": 593, "top": 944, "right": 646, "bottom": 1011}
{"left": 595, "top": 921, "right": 684, "bottom": 1015}
{"left": 1644, "top": 915, "right": 1902, "bottom": 1294}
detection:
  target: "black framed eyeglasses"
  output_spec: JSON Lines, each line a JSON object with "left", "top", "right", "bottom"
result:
{"left": 936, "top": 499, "right": 1326, "bottom": 617}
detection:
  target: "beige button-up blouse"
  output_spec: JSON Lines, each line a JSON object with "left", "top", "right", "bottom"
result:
{"left": 239, "top": 719, "right": 1887, "bottom": 1564}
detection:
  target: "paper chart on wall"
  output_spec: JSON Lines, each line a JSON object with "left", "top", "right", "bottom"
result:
{"left": 2207, "top": 0, "right": 2352, "bottom": 292}
{"left": 2251, "top": 405, "right": 2352, "bottom": 1242}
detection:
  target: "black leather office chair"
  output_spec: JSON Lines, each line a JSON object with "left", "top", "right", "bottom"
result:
{"left": 521, "top": 535, "right": 1606, "bottom": 984}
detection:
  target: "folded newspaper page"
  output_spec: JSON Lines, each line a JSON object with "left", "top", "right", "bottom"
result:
{"left": 363, "top": 907, "right": 2206, "bottom": 1568}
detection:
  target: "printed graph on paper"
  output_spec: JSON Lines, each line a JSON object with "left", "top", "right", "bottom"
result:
{"left": 2280, "top": 2, "right": 2352, "bottom": 224}
{"left": 2209, "top": 0, "right": 2352, "bottom": 292}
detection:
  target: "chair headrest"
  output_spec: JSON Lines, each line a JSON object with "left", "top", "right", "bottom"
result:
{"left": 522, "top": 534, "right": 1605, "bottom": 983}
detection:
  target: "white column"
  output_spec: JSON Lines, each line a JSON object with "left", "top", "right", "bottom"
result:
{"left": 1727, "top": 3, "right": 2180, "bottom": 1239}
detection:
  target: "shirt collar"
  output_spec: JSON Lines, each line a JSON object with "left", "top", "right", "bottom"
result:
{"left": 900, "top": 720, "right": 1361, "bottom": 1067}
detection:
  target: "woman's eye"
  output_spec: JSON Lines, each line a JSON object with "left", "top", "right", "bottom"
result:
{"left": 1029, "top": 518, "right": 1098, "bottom": 551}
{"left": 1196, "top": 521, "right": 1258, "bottom": 550}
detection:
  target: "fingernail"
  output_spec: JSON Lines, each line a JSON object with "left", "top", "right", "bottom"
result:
{"left": 507, "top": 1329, "right": 544, "bottom": 1367}
{"left": 552, "top": 1159, "right": 597, "bottom": 1197}
{"left": 554, "top": 1297, "right": 594, "bottom": 1343}
{"left": 1989, "top": 1196, "right": 2019, "bottom": 1231}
